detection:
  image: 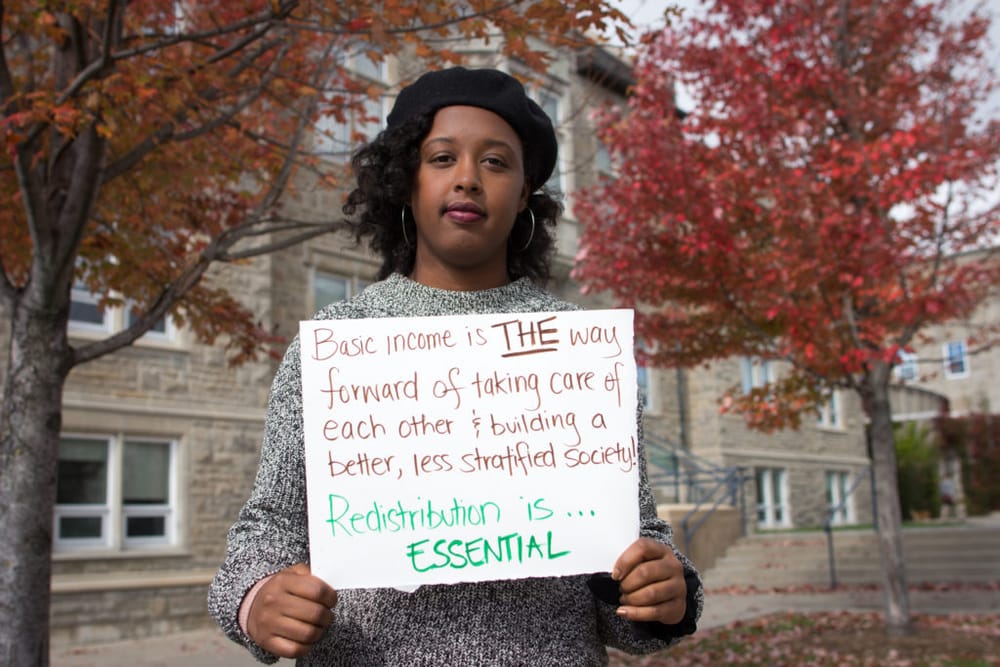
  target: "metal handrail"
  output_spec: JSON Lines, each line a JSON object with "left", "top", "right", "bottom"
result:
{"left": 644, "top": 433, "right": 749, "bottom": 547}
{"left": 823, "top": 465, "right": 872, "bottom": 588}
{"left": 681, "top": 466, "right": 749, "bottom": 546}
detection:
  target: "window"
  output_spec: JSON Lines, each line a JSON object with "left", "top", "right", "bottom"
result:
{"left": 312, "top": 271, "right": 370, "bottom": 312}
{"left": 70, "top": 287, "right": 178, "bottom": 343}
{"left": 55, "top": 435, "right": 178, "bottom": 552}
{"left": 825, "top": 471, "right": 856, "bottom": 526}
{"left": 595, "top": 142, "right": 614, "bottom": 177}
{"left": 314, "top": 47, "right": 387, "bottom": 159}
{"left": 755, "top": 467, "right": 790, "bottom": 528}
{"left": 943, "top": 340, "right": 968, "bottom": 379}
{"left": 740, "top": 357, "right": 772, "bottom": 393}
{"left": 352, "top": 49, "right": 384, "bottom": 82}
{"left": 69, "top": 284, "right": 113, "bottom": 333}
{"left": 536, "top": 88, "right": 563, "bottom": 194}
{"left": 315, "top": 95, "right": 385, "bottom": 157}
{"left": 126, "top": 304, "right": 174, "bottom": 341}
{"left": 817, "top": 391, "right": 841, "bottom": 429}
{"left": 636, "top": 363, "right": 651, "bottom": 411}
{"left": 894, "top": 350, "right": 918, "bottom": 382}
{"left": 634, "top": 342, "right": 656, "bottom": 412}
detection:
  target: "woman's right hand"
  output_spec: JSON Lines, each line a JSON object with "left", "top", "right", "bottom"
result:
{"left": 246, "top": 563, "right": 339, "bottom": 658}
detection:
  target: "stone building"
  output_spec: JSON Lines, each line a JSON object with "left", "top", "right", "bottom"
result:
{"left": 891, "top": 249, "right": 1000, "bottom": 417}
{"left": 35, "top": 44, "right": 876, "bottom": 644}
{"left": 887, "top": 249, "right": 1000, "bottom": 517}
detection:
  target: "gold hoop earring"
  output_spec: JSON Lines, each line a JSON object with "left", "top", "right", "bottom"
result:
{"left": 516, "top": 208, "right": 536, "bottom": 252}
{"left": 401, "top": 207, "right": 413, "bottom": 248}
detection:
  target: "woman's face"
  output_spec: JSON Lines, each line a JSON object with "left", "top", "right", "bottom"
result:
{"left": 409, "top": 105, "right": 529, "bottom": 291}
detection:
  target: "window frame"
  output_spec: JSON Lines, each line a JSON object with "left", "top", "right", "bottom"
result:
{"left": 740, "top": 356, "right": 773, "bottom": 393}
{"left": 636, "top": 362, "right": 654, "bottom": 413}
{"left": 816, "top": 391, "right": 842, "bottom": 430}
{"left": 535, "top": 87, "right": 565, "bottom": 194}
{"left": 311, "top": 270, "right": 370, "bottom": 313}
{"left": 54, "top": 433, "right": 181, "bottom": 554}
{"left": 894, "top": 350, "right": 918, "bottom": 382}
{"left": 634, "top": 341, "right": 657, "bottom": 414}
{"left": 825, "top": 470, "right": 856, "bottom": 526}
{"left": 942, "top": 340, "right": 969, "bottom": 379}
{"left": 69, "top": 287, "right": 180, "bottom": 345}
{"left": 755, "top": 466, "right": 790, "bottom": 529}
{"left": 125, "top": 302, "right": 177, "bottom": 343}
{"left": 68, "top": 284, "right": 115, "bottom": 334}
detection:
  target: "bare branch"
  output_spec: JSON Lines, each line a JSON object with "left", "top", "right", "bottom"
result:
{"left": 221, "top": 222, "right": 348, "bottom": 260}
{"left": 285, "top": 0, "right": 524, "bottom": 38}
{"left": 74, "top": 36, "right": 337, "bottom": 366}
{"left": 101, "top": 36, "right": 287, "bottom": 183}
{"left": 57, "top": 1, "right": 288, "bottom": 106}
{"left": 71, "top": 238, "right": 223, "bottom": 366}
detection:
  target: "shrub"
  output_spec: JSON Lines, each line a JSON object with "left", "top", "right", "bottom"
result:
{"left": 894, "top": 422, "right": 939, "bottom": 520}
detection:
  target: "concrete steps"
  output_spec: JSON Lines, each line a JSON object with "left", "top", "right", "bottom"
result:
{"left": 702, "top": 521, "right": 1000, "bottom": 589}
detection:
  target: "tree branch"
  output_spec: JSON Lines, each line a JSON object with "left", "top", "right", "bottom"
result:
{"left": 221, "top": 222, "right": 348, "bottom": 260}
{"left": 71, "top": 237, "right": 224, "bottom": 366}
{"left": 73, "top": 36, "right": 336, "bottom": 366}
{"left": 284, "top": 0, "right": 524, "bottom": 38}
{"left": 101, "top": 36, "right": 287, "bottom": 183}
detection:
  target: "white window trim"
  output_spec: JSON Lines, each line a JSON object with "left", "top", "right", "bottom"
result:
{"left": 311, "top": 270, "right": 371, "bottom": 314}
{"left": 536, "top": 86, "right": 565, "bottom": 194}
{"left": 636, "top": 363, "right": 656, "bottom": 414}
{"left": 942, "top": 340, "right": 969, "bottom": 380}
{"left": 54, "top": 434, "right": 180, "bottom": 554}
{"left": 740, "top": 356, "right": 773, "bottom": 393}
{"left": 894, "top": 351, "right": 918, "bottom": 382}
{"left": 69, "top": 288, "right": 181, "bottom": 347}
{"left": 634, "top": 340, "right": 657, "bottom": 414}
{"left": 69, "top": 285, "right": 115, "bottom": 334}
{"left": 125, "top": 302, "right": 179, "bottom": 344}
{"left": 817, "top": 391, "right": 842, "bottom": 430}
{"left": 756, "top": 467, "right": 791, "bottom": 529}
{"left": 825, "top": 470, "right": 856, "bottom": 526}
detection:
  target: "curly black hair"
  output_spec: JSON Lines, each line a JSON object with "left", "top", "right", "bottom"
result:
{"left": 342, "top": 110, "right": 561, "bottom": 284}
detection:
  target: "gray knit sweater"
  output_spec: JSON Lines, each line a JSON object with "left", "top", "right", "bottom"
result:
{"left": 208, "top": 273, "right": 702, "bottom": 666}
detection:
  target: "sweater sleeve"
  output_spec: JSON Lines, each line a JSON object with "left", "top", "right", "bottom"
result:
{"left": 592, "top": 404, "right": 704, "bottom": 654}
{"left": 207, "top": 338, "right": 310, "bottom": 664}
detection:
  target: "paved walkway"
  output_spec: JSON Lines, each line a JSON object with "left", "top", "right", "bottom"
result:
{"left": 50, "top": 585, "right": 1000, "bottom": 666}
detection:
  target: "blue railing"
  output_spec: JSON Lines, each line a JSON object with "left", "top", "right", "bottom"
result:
{"left": 644, "top": 433, "right": 750, "bottom": 547}
{"left": 822, "top": 464, "right": 873, "bottom": 588}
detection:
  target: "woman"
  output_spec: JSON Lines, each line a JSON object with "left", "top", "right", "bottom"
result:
{"left": 208, "top": 66, "right": 702, "bottom": 666}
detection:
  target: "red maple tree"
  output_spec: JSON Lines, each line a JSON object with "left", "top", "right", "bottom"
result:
{"left": 575, "top": 0, "right": 999, "bottom": 635}
{"left": 0, "top": 1, "right": 629, "bottom": 662}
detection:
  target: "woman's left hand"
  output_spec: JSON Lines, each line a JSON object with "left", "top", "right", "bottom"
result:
{"left": 612, "top": 537, "right": 688, "bottom": 625}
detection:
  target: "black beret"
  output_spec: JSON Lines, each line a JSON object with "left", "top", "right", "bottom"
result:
{"left": 386, "top": 67, "right": 558, "bottom": 191}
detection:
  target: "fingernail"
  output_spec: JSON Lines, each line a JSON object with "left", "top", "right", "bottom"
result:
{"left": 611, "top": 568, "right": 621, "bottom": 581}
{"left": 616, "top": 608, "right": 628, "bottom": 618}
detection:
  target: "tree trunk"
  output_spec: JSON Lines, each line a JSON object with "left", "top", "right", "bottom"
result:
{"left": 0, "top": 297, "right": 73, "bottom": 666}
{"left": 861, "top": 364, "right": 912, "bottom": 636}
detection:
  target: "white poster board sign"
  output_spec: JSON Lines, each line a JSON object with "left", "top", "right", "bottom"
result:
{"left": 300, "top": 309, "right": 639, "bottom": 590}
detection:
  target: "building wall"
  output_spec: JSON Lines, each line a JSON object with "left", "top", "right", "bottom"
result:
{"left": 47, "top": 256, "right": 277, "bottom": 642}
{"left": 681, "top": 358, "right": 873, "bottom": 530}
